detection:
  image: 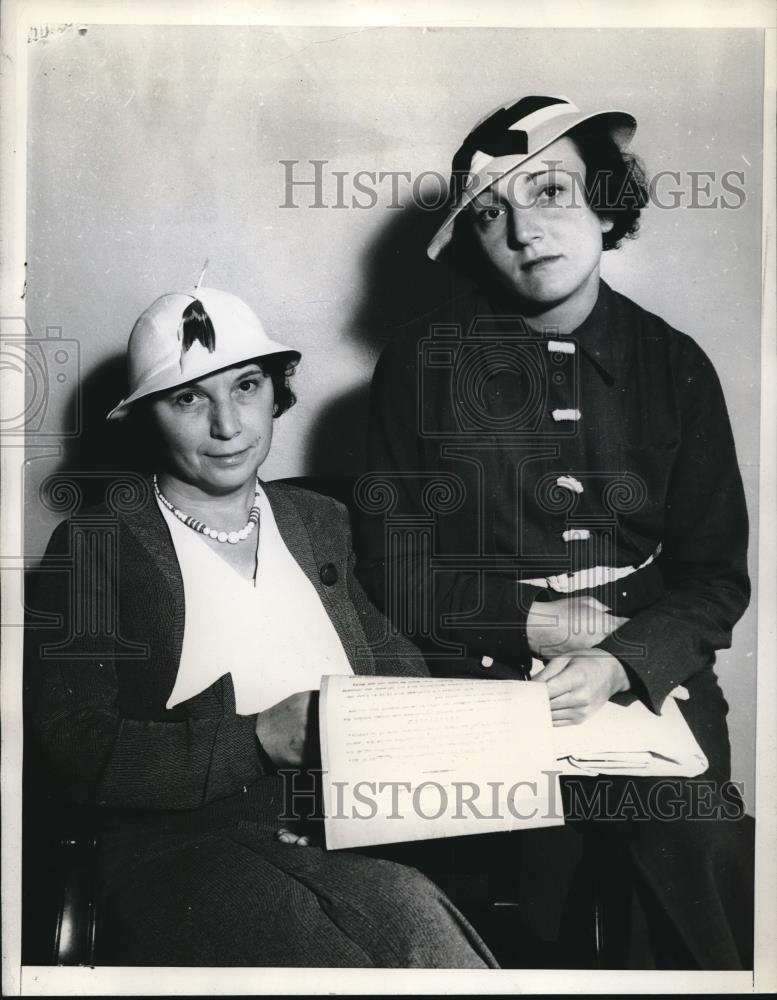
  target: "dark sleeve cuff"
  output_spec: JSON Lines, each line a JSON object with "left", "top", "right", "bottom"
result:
{"left": 597, "top": 632, "right": 674, "bottom": 714}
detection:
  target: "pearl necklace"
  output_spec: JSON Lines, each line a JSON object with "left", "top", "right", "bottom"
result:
{"left": 153, "top": 475, "right": 261, "bottom": 544}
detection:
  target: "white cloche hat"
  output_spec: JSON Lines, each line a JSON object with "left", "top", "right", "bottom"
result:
{"left": 107, "top": 284, "right": 300, "bottom": 420}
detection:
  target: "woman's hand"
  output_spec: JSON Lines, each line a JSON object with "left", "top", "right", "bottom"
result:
{"left": 276, "top": 826, "right": 312, "bottom": 847}
{"left": 255, "top": 690, "right": 319, "bottom": 768}
{"left": 531, "top": 650, "right": 630, "bottom": 726}
{"left": 526, "top": 596, "right": 628, "bottom": 658}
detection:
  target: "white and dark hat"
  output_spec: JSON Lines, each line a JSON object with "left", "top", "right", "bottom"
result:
{"left": 427, "top": 95, "right": 637, "bottom": 260}
{"left": 107, "top": 285, "right": 300, "bottom": 420}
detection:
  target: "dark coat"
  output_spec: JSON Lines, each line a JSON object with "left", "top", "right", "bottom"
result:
{"left": 357, "top": 280, "right": 750, "bottom": 719}
{"left": 24, "top": 481, "right": 499, "bottom": 967}
{"left": 355, "top": 278, "right": 754, "bottom": 969}
{"left": 26, "top": 479, "right": 428, "bottom": 815}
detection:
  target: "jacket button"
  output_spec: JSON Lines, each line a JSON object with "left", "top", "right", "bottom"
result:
{"left": 320, "top": 562, "right": 338, "bottom": 586}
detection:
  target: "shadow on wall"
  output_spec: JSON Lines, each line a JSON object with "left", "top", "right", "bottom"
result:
{"left": 347, "top": 200, "right": 461, "bottom": 352}
{"left": 54, "top": 201, "right": 462, "bottom": 495}
{"left": 303, "top": 381, "right": 371, "bottom": 479}
{"left": 56, "top": 354, "right": 152, "bottom": 508}
{"left": 304, "top": 200, "right": 464, "bottom": 477}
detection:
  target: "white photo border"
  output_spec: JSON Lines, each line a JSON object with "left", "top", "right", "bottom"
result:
{"left": 2, "top": 1, "right": 775, "bottom": 995}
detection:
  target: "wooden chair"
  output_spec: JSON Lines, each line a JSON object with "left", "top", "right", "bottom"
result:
{"left": 23, "top": 798, "right": 99, "bottom": 966}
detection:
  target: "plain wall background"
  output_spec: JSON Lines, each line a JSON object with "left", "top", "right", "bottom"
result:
{"left": 23, "top": 25, "right": 763, "bottom": 800}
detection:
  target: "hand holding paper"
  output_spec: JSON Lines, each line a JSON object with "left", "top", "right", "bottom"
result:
{"left": 532, "top": 649, "right": 631, "bottom": 726}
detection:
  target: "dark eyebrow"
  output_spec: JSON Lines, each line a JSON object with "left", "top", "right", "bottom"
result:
{"left": 526, "top": 168, "right": 569, "bottom": 181}
{"left": 231, "top": 364, "right": 264, "bottom": 381}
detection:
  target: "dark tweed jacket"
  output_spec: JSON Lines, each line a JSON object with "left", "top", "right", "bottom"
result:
{"left": 25, "top": 480, "right": 428, "bottom": 816}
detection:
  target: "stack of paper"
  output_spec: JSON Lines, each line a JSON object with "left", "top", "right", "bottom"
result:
{"left": 553, "top": 689, "right": 708, "bottom": 777}
{"left": 318, "top": 676, "right": 708, "bottom": 850}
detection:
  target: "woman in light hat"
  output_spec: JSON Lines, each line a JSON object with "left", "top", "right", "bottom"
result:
{"left": 359, "top": 95, "right": 754, "bottom": 968}
{"left": 25, "top": 283, "right": 498, "bottom": 967}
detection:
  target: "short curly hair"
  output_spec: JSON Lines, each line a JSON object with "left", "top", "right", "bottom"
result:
{"left": 565, "top": 119, "right": 649, "bottom": 250}
{"left": 257, "top": 354, "right": 297, "bottom": 417}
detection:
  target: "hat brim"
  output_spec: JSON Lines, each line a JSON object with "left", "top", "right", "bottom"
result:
{"left": 106, "top": 345, "right": 301, "bottom": 421}
{"left": 427, "top": 109, "right": 636, "bottom": 260}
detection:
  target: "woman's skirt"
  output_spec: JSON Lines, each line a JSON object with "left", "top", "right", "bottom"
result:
{"left": 95, "top": 776, "right": 498, "bottom": 968}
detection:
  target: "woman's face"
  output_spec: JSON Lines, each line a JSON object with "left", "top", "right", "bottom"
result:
{"left": 467, "top": 136, "right": 612, "bottom": 319}
{"left": 148, "top": 361, "right": 275, "bottom": 495}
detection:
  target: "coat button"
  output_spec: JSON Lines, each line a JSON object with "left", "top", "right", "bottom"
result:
{"left": 320, "top": 562, "right": 338, "bottom": 586}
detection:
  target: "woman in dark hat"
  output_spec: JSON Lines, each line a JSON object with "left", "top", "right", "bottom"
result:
{"left": 25, "top": 283, "right": 498, "bottom": 968}
{"left": 359, "top": 95, "right": 754, "bottom": 969}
